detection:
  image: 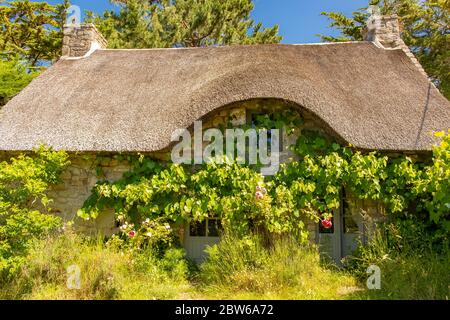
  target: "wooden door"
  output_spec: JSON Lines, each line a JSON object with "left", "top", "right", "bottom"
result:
{"left": 183, "top": 219, "right": 221, "bottom": 263}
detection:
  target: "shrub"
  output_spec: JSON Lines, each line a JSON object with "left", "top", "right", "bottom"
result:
{"left": 0, "top": 146, "right": 69, "bottom": 278}
{"left": 117, "top": 216, "right": 179, "bottom": 254}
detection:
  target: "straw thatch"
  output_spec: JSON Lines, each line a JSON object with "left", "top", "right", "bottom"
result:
{"left": 0, "top": 42, "right": 448, "bottom": 152}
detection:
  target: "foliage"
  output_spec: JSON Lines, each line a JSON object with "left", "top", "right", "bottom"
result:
{"left": 0, "top": 0, "right": 69, "bottom": 66}
{"left": 79, "top": 158, "right": 298, "bottom": 239}
{"left": 0, "top": 55, "right": 37, "bottom": 106}
{"left": 1, "top": 229, "right": 447, "bottom": 300}
{"left": 345, "top": 223, "right": 450, "bottom": 300}
{"left": 320, "top": 0, "right": 450, "bottom": 99}
{"left": 276, "top": 129, "right": 449, "bottom": 240}
{"left": 0, "top": 146, "right": 69, "bottom": 278}
{"left": 422, "top": 130, "right": 450, "bottom": 228}
{"left": 0, "top": 231, "right": 190, "bottom": 300}
{"left": 118, "top": 216, "right": 178, "bottom": 254}
{"left": 79, "top": 120, "right": 450, "bottom": 248}
{"left": 86, "top": 0, "right": 281, "bottom": 48}
{"left": 199, "top": 233, "right": 358, "bottom": 299}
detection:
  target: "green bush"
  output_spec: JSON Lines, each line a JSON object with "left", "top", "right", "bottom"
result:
{"left": 116, "top": 216, "right": 179, "bottom": 254}
{"left": 0, "top": 146, "right": 69, "bottom": 278}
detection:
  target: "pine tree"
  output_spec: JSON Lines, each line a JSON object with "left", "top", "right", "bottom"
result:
{"left": 0, "top": 0, "right": 69, "bottom": 66}
{"left": 0, "top": 56, "right": 37, "bottom": 106}
{"left": 87, "top": 0, "right": 282, "bottom": 48}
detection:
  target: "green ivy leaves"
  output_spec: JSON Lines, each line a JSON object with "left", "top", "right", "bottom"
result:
{"left": 79, "top": 124, "right": 450, "bottom": 242}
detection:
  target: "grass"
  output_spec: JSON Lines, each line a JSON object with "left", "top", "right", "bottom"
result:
{"left": 0, "top": 231, "right": 448, "bottom": 300}
{"left": 197, "top": 234, "right": 359, "bottom": 299}
{"left": 349, "top": 251, "right": 450, "bottom": 300}
{"left": 0, "top": 232, "right": 193, "bottom": 300}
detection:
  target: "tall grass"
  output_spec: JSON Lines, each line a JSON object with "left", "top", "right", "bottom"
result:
{"left": 346, "top": 227, "right": 450, "bottom": 300}
{"left": 198, "top": 233, "right": 359, "bottom": 299}
{"left": 0, "top": 232, "right": 191, "bottom": 300}
{"left": 351, "top": 252, "right": 450, "bottom": 300}
{"left": 1, "top": 229, "right": 447, "bottom": 300}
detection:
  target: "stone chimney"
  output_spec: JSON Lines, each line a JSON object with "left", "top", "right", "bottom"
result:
{"left": 62, "top": 24, "right": 108, "bottom": 58}
{"left": 362, "top": 15, "right": 427, "bottom": 77}
{"left": 362, "top": 14, "right": 404, "bottom": 49}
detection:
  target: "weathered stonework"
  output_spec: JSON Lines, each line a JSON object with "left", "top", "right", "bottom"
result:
{"left": 62, "top": 24, "right": 108, "bottom": 58}
{"left": 47, "top": 154, "right": 132, "bottom": 235}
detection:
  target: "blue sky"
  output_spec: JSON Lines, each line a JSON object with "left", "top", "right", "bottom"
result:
{"left": 38, "top": 0, "right": 367, "bottom": 43}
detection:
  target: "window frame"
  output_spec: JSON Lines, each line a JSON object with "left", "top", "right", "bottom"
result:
{"left": 189, "top": 218, "right": 222, "bottom": 238}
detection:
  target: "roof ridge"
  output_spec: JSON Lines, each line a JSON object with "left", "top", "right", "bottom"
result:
{"left": 96, "top": 41, "right": 369, "bottom": 52}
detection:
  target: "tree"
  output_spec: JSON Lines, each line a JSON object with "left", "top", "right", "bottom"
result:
{"left": 320, "top": 0, "right": 450, "bottom": 99}
{"left": 87, "top": 0, "right": 281, "bottom": 48}
{"left": 0, "top": 55, "right": 36, "bottom": 106}
{"left": 0, "top": 0, "right": 69, "bottom": 66}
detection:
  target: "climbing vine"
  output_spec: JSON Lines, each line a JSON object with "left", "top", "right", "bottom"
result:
{"left": 78, "top": 108, "right": 449, "bottom": 246}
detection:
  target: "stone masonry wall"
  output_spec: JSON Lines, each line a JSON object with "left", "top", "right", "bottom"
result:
{"left": 48, "top": 154, "right": 132, "bottom": 235}
{"left": 62, "top": 24, "right": 108, "bottom": 58}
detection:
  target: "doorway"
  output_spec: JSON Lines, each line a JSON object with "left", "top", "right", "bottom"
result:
{"left": 317, "top": 193, "right": 365, "bottom": 264}
{"left": 183, "top": 218, "right": 221, "bottom": 263}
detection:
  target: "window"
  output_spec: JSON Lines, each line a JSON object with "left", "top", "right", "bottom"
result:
{"left": 189, "top": 218, "right": 222, "bottom": 237}
{"left": 189, "top": 220, "right": 206, "bottom": 237}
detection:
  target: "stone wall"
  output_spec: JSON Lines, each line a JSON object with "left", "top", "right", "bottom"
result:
{"left": 62, "top": 24, "right": 108, "bottom": 58}
{"left": 48, "top": 154, "right": 132, "bottom": 235}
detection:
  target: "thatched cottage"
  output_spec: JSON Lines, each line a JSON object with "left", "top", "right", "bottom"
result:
{"left": 0, "top": 15, "right": 449, "bottom": 262}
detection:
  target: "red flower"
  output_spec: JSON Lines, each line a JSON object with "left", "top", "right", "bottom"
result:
{"left": 128, "top": 230, "right": 136, "bottom": 238}
{"left": 321, "top": 219, "right": 333, "bottom": 229}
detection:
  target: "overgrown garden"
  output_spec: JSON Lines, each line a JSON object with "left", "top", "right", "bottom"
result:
{"left": 0, "top": 128, "right": 448, "bottom": 299}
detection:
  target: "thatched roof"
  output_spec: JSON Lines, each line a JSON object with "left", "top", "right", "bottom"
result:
{"left": 0, "top": 42, "right": 449, "bottom": 152}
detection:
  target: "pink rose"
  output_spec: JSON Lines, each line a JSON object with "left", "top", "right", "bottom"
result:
{"left": 321, "top": 219, "right": 333, "bottom": 229}
{"left": 128, "top": 230, "right": 136, "bottom": 238}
